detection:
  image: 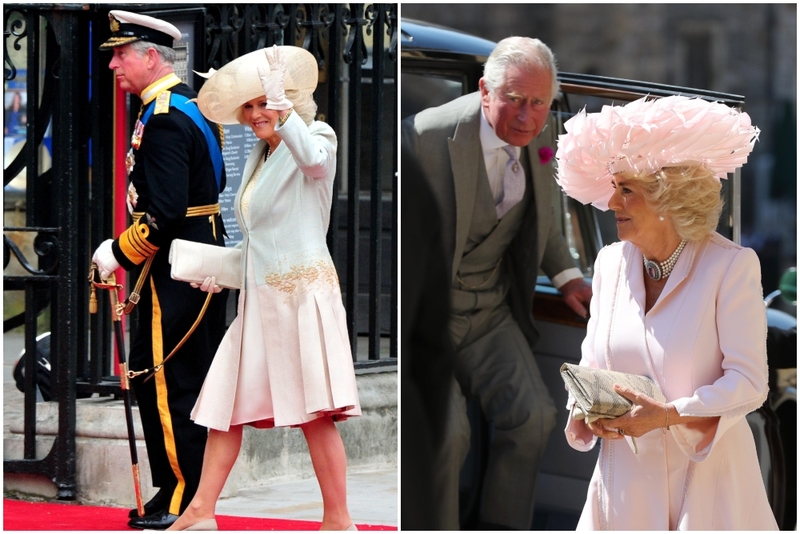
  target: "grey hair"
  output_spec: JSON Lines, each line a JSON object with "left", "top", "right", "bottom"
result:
{"left": 129, "top": 40, "right": 176, "bottom": 65}
{"left": 482, "top": 36, "right": 559, "bottom": 102}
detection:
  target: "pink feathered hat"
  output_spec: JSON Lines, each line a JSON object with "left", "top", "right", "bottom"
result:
{"left": 554, "top": 95, "right": 760, "bottom": 210}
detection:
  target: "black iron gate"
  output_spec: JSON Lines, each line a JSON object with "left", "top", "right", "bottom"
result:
{"left": 3, "top": 3, "right": 396, "bottom": 500}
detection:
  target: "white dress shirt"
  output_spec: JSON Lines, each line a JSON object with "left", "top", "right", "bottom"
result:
{"left": 479, "top": 107, "right": 521, "bottom": 206}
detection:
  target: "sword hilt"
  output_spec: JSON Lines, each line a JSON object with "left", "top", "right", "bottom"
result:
{"left": 88, "top": 264, "right": 125, "bottom": 320}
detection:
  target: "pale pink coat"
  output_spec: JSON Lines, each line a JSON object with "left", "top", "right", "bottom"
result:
{"left": 565, "top": 233, "right": 778, "bottom": 530}
{"left": 192, "top": 112, "right": 360, "bottom": 431}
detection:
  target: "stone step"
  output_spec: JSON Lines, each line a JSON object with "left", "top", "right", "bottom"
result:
{"left": 3, "top": 372, "right": 397, "bottom": 508}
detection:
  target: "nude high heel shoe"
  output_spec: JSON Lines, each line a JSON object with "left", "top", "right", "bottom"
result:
{"left": 148, "top": 518, "right": 218, "bottom": 531}
{"left": 183, "top": 518, "right": 218, "bottom": 531}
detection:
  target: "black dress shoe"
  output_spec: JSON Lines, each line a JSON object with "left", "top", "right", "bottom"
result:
{"left": 474, "top": 521, "right": 515, "bottom": 530}
{"left": 129, "top": 487, "right": 174, "bottom": 519}
{"left": 128, "top": 508, "right": 180, "bottom": 530}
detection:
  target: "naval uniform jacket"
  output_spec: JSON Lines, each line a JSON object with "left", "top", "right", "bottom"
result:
{"left": 111, "top": 76, "right": 228, "bottom": 391}
{"left": 402, "top": 92, "right": 579, "bottom": 347}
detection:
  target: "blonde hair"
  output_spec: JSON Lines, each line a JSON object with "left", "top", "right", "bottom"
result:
{"left": 624, "top": 166, "right": 724, "bottom": 242}
{"left": 286, "top": 89, "right": 317, "bottom": 124}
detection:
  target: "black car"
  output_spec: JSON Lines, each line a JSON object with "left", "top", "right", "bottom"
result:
{"left": 401, "top": 17, "right": 796, "bottom": 530}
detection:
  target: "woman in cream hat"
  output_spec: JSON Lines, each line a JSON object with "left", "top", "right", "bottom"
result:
{"left": 167, "top": 46, "right": 360, "bottom": 531}
{"left": 556, "top": 95, "right": 777, "bottom": 530}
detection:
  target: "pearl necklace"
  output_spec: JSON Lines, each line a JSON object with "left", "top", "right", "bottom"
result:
{"left": 643, "top": 240, "right": 687, "bottom": 281}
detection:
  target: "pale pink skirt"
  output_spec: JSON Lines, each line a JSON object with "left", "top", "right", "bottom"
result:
{"left": 192, "top": 253, "right": 361, "bottom": 431}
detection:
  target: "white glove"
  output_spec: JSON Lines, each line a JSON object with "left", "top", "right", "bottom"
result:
{"left": 190, "top": 276, "right": 222, "bottom": 294}
{"left": 92, "top": 239, "right": 120, "bottom": 279}
{"left": 258, "top": 45, "right": 293, "bottom": 111}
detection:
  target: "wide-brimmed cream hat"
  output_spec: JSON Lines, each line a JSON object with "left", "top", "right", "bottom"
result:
{"left": 197, "top": 46, "right": 318, "bottom": 125}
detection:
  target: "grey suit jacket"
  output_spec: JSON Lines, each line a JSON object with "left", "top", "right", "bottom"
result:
{"left": 402, "top": 92, "right": 578, "bottom": 347}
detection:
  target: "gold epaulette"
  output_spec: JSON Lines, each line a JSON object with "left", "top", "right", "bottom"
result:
{"left": 154, "top": 91, "right": 171, "bottom": 115}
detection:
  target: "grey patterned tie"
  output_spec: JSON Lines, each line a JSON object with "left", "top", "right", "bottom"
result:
{"left": 496, "top": 145, "right": 525, "bottom": 219}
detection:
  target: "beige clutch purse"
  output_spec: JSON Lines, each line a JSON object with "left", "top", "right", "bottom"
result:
{"left": 560, "top": 362, "right": 666, "bottom": 423}
{"left": 168, "top": 239, "right": 241, "bottom": 290}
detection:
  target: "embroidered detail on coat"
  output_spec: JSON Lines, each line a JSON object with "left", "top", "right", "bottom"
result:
{"left": 264, "top": 260, "right": 339, "bottom": 294}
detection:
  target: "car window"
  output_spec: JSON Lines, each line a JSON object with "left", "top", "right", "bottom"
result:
{"left": 551, "top": 101, "right": 624, "bottom": 278}
{"left": 401, "top": 71, "right": 467, "bottom": 120}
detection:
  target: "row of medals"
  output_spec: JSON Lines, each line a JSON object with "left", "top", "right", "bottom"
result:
{"left": 125, "top": 118, "right": 145, "bottom": 176}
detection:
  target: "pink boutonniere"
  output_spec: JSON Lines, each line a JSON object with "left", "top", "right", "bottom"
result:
{"left": 538, "top": 146, "right": 554, "bottom": 165}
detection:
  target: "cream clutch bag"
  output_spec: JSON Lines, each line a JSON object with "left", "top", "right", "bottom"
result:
{"left": 168, "top": 239, "right": 241, "bottom": 290}
{"left": 560, "top": 362, "right": 666, "bottom": 423}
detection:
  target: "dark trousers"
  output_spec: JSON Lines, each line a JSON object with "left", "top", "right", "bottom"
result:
{"left": 437, "top": 303, "right": 557, "bottom": 529}
{"left": 132, "top": 371, "right": 208, "bottom": 515}
{"left": 128, "top": 263, "right": 227, "bottom": 516}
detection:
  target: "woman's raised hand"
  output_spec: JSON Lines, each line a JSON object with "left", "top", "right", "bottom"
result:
{"left": 259, "top": 45, "right": 293, "bottom": 111}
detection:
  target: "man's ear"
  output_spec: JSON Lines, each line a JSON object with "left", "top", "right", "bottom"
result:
{"left": 479, "top": 78, "right": 490, "bottom": 105}
{"left": 146, "top": 47, "right": 160, "bottom": 68}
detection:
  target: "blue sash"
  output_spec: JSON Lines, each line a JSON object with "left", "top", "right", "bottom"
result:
{"left": 141, "top": 93, "right": 223, "bottom": 192}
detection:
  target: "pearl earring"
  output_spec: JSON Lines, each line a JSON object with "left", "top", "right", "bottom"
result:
{"left": 659, "top": 215, "right": 665, "bottom": 221}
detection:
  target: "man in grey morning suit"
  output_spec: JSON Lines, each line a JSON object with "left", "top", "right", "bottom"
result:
{"left": 402, "top": 36, "right": 593, "bottom": 530}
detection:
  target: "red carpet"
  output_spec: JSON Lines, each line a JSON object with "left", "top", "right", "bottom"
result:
{"left": 3, "top": 499, "right": 396, "bottom": 531}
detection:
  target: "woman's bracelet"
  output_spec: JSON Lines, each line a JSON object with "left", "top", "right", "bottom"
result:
{"left": 278, "top": 108, "right": 293, "bottom": 127}
{"left": 662, "top": 403, "right": 671, "bottom": 434}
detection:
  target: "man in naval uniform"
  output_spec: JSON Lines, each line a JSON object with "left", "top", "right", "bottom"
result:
{"left": 402, "top": 36, "right": 593, "bottom": 530}
{"left": 92, "top": 10, "right": 228, "bottom": 530}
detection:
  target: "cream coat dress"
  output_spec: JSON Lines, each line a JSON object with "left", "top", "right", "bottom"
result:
{"left": 565, "top": 233, "right": 778, "bottom": 530}
{"left": 192, "top": 112, "right": 361, "bottom": 430}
